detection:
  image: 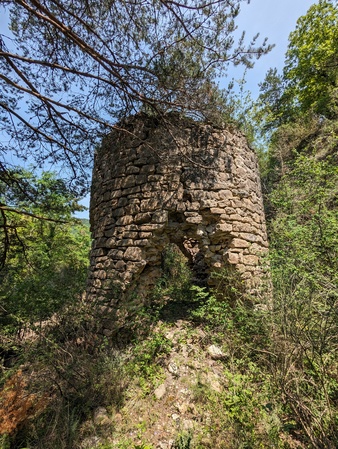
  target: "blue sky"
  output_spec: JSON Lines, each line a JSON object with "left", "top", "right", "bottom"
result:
{"left": 0, "top": 0, "right": 318, "bottom": 218}
{"left": 232, "top": 0, "right": 317, "bottom": 97}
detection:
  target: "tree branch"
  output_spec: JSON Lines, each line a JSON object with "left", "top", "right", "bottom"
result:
{"left": 0, "top": 204, "right": 68, "bottom": 223}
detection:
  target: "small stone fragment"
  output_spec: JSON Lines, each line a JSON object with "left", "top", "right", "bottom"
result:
{"left": 168, "top": 361, "right": 179, "bottom": 376}
{"left": 93, "top": 407, "right": 111, "bottom": 426}
{"left": 207, "top": 344, "right": 226, "bottom": 360}
{"left": 154, "top": 383, "right": 166, "bottom": 400}
{"left": 80, "top": 436, "right": 101, "bottom": 449}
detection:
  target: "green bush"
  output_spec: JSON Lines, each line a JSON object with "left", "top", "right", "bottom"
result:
{"left": 268, "top": 150, "right": 338, "bottom": 447}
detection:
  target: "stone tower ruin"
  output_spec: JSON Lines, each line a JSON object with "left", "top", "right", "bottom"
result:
{"left": 87, "top": 113, "right": 269, "bottom": 329}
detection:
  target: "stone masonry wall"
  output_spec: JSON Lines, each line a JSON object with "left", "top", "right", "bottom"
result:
{"left": 88, "top": 113, "right": 269, "bottom": 329}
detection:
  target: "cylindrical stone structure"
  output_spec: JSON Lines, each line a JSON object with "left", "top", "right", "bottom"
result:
{"left": 87, "top": 113, "right": 270, "bottom": 331}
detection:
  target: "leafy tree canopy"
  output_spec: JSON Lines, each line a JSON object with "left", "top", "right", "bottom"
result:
{"left": 257, "top": 0, "right": 338, "bottom": 131}
{"left": 284, "top": 0, "right": 338, "bottom": 118}
{"left": 0, "top": 0, "right": 272, "bottom": 199}
{"left": 0, "top": 169, "right": 85, "bottom": 268}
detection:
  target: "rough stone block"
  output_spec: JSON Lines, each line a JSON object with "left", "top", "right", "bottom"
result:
{"left": 226, "top": 252, "right": 239, "bottom": 265}
{"left": 133, "top": 239, "right": 150, "bottom": 246}
{"left": 140, "top": 198, "right": 159, "bottom": 212}
{"left": 121, "top": 175, "right": 135, "bottom": 188}
{"left": 111, "top": 208, "right": 125, "bottom": 218}
{"left": 186, "top": 215, "right": 203, "bottom": 224}
{"left": 110, "top": 189, "right": 122, "bottom": 199}
{"left": 238, "top": 232, "right": 258, "bottom": 243}
{"left": 135, "top": 212, "right": 152, "bottom": 224}
{"left": 94, "top": 237, "right": 107, "bottom": 248}
{"left": 214, "top": 223, "right": 232, "bottom": 233}
{"left": 106, "top": 237, "right": 116, "bottom": 248}
{"left": 243, "top": 255, "right": 259, "bottom": 266}
{"left": 138, "top": 224, "right": 164, "bottom": 232}
{"left": 118, "top": 197, "right": 128, "bottom": 207}
{"left": 210, "top": 208, "right": 225, "bottom": 215}
{"left": 230, "top": 238, "right": 250, "bottom": 248}
{"left": 126, "top": 165, "right": 140, "bottom": 174}
{"left": 123, "top": 186, "right": 141, "bottom": 196}
{"left": 115, "top": 260, "right": 126, "bottom": 271}
{"left": 152, "top": 210, "right": 168, "bottom": 223}
{"left": 124, "top": 246, "right": 143, "bottom": 261}
{"left": 117, "top": 239, "right": 134, "bottom": 247}
{"left": 107, "top": 249, "right": 124, "bottom": 259}
{"left": 124, "top": 204, "right": 140, "bottom": 215}
{"left": 139, "top": 232, "right": 152, "bottom": 238}
{"left": 115, "top": 215, "right": 134, "bottom": 226}
{"left": 140, "top": 164, "right": 155, "bottom": 174}
{"left": 229, "top": 213, "right": 244, "bottom": 222}
{"left": 200, "top": 199, "right": 218, "bottom": 209}
{"left": 135, "top": 174, "right": 148, "bottom": 185}
{"left": 148, "top": 175, "right": 162, "bottom": 182}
